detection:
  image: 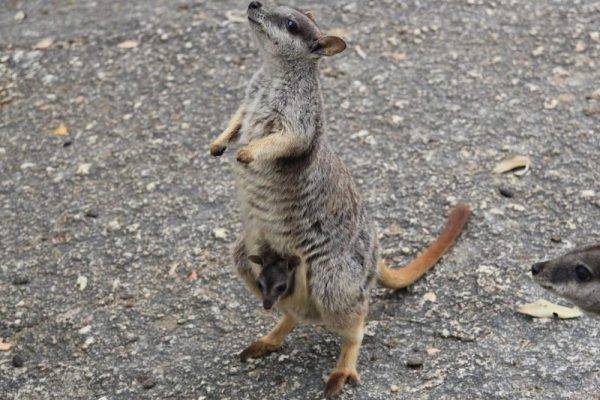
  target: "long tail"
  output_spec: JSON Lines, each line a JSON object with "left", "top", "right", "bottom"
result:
{"left": 378, "top": 203, "right": 471, "bottom": 289}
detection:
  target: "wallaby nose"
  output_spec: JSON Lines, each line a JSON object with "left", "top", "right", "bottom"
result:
{"left": 263, "top": 299, "right": 273, "bottom": 310}
{"left": 531, "top": 262, "right": 545, "bottom": 276}
{"left": 249, "top": 1, "right": 262, "bottom": 10}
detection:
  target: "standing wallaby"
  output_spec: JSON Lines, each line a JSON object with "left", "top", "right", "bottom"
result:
{"left": 209, "top": 2, "right": 470, "bottom": 396}
{"left": 532, "top": 244, "right": 600, "bottom": 316}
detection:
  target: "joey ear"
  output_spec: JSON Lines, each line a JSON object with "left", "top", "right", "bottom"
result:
{"left": 312, "top": 36, "right": 346, "bottom": 57}
{"left": 305, "top": 10, "right": 316, "bottom": 22}
{"left": 287, "top": 256, "right": 301, "bottom": 271}
{"left": 248, "top": 255, "right": 263, "bottom": 265}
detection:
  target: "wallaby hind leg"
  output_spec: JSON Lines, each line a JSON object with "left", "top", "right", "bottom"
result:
{"left": 324, "top": 316, "right": 364, "bottom": 397}
{"left": 240, "top": 314, "right": 296, "bottom": 362}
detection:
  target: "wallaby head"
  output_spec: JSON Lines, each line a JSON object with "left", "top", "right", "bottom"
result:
{"left": 246, "top": 1, "right": 346, "bottom": 60}
{"left": 531, "top": 245, "right": 600, "bottom": 314}
{"left": 249, "top": 252, "right": 301, "bottom": 310}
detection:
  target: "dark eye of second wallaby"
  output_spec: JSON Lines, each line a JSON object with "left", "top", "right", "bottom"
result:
{"left": 575, "top": 264, "right": 592, "bottom": 282}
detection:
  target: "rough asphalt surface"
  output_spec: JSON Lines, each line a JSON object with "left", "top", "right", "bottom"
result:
{"left": 1, "top": 0, "right": 599, "bottom": 399}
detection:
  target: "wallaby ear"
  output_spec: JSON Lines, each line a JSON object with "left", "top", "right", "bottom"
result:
{"left": 305, "top": 10, "right": 316, "bottom": 22}
{"left": 248, "top": 255, "right": 263, "bottom": 265}
{"left": 287, "top": 256, "right": 301, "bottom": 271}
{"left": 312, "top": 36, "right": 346, "bottom": 57}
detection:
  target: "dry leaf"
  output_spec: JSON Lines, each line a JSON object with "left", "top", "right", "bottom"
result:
{"left": 117, "top": 40, "right": 139, "bottom": 49}
{"left": 187, "top": 270, "right": 198, "bottom": 281}
{"left": 14, "top": 10, "right": 26, "bottom": 21}
{"left": 53, "top": 123, "right": 69, "bottom": 136}
{"left": 213, "top": 228, "right": 228, "bottom": 240}
{"left": 0, "top": 338, "right": 13, "bottom": 351}
{"left": 423, "top": 292, "right": 437, "bottom": 302}
{"left": 426, "top": 346, "right": 440, "bottom": 355}
{"left": 194, "top": 11, "right": 208, "bottom": 20}
{"left": 388, "top": 52, "right": 408, "bottom": 61}
{"left": 76, "top": 275, "right": 88, "bottom": 291}
{"left": 34, "top": 37, "right": 54, "bottom": 50}
{"left": 168, "top": 262, "right": 179, "bottom": 276}
{"left": 329, "top": 27, "right": 351, "bottom": 40}
{"left": 76, "top": 163, "right": 92, "bottom": 176}
{"left": 354, "top": 45, "right": 367, "bottom": 59}
{"left": 493, "top": 155, "right": 531, "bottom": 175}
{"left": 225, "top": 10, "right": 246, "bottom": 23}
{"left": 516, "top": 299, "right": 582, "bottom": 319}
{"left": 586, "top": 88, "right": 600, "bottom": 101}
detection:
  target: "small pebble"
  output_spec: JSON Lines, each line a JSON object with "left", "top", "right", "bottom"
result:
{"left": 13, "top": 275, "right": 30, "bottom": 285}
{"left": 142, "top": 377, "right": 157, "bottom": 389}
{"left": 550, "top": 236, "right": 562, "bottom": 243}
{"left": 84, "top": 210, "right": 98, "bottom": 218}
{"left": 14, "top": 11, "right": 26, "bottom": 21}
{"left": 405, "top": 355, "right": 424, "bottom": 368}
{"left": 498, "top": 187, "right": 514, "bottom": 198}
{"left": 119, "top": 291, "right": 135, "bottom": 300}
{"left": 12, "top": 355, "right": 24, "bottom": 368}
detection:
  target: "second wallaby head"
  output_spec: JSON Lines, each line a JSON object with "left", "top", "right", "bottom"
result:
{"left": 249, "top": 252, "right": 300, "bottom": 310}
{"left": 246, "top": 1, "right": 346, "bottom": 61}
{"left": 532, "top": 244, "right": 600, "bottom": 315}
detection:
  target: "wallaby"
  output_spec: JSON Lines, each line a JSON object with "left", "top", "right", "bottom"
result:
{"left": 248, "top": 245, "right": 300, "bottom": 312}
{"left": 532, "top": 244, "right": 600, "bottom": 316}
{"left": 240, "top": 246, "right": 301, "bottom": 362}
{"left": 210, "top": 1, "right": 470, "bottom": 396}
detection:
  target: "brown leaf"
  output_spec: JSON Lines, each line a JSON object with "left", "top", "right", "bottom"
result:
{"left": 53, "top": 123, "right": 69, "bottom": 136}
{"left": 0, "top": 338, "right": 13, "bottom": 351}
{"left": 423, "top": 292, "right": 437, "bottom": 302}
{"left": 117, "top": 40, "right": 139, "bottom": 49}
{"left": 586, "top": 89, "right": 600, "bottom": 101}
{"left": 354, "top": 45, "right": 367, "bottom": 59}
{"left": 225, "top": 10, "right": 246, "bottom": 23}
{"left": 583, "top": 104, "right": 600, "bottom": 117}
{"left": 493, "top": 155, "right": 531, "bottom": 175}
{"left": 187, "top": 270, "right": 198, "bottom": 281}
{"left": 193, "top": 11, "right": 208, "bottom": 20}
{"left": 328, "top": 28, "right": 351, "bottom": 40}
{"left": 34, "top": 37, "right": 54, "bottom": 50}
{"left": 517, "top": 299, "right": 582, "bottom": 319}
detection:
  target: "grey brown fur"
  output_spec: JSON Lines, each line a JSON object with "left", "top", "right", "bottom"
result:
{"left": 532, "top": 244, "right": 600, "bottom": 315}
{"left": 209, "top": 2, "right": 469, "bottom": 396}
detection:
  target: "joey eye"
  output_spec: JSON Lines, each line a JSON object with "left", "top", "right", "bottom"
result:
{"left": 275, "top": 284, "right": 286, "bottom": 294}
{"left": 286, "top": 19, "right": 298, "bottom": 33}
{"left": 256, "top": 281, "right": 265, "bottom": 292}
{"left": 575, "top": 264, "right": 592, "bottom": 282}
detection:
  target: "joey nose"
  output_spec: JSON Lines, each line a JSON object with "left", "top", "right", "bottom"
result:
{"left": 248, "top": 1, "right": 262, "bottom": 10}
{"left": 531, "top": 262, "right": 545, "bottom": 276}
{"left": 263, "top": 299, "right": 273, "bottom": 310}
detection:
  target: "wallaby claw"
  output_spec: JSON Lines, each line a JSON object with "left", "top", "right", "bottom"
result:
{"left": 209, "top": 142, "right": 227, "bottom": 157}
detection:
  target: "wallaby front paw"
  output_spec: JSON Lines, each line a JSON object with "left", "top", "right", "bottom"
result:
{"left": 209, "top": 141, "right": 227, "bottom": 157}
{"left": 324, "top": 369, "right": 360, "bottom": 398}
{"left": 236, "top": 148, "right": 254, "bottom": 164}
{"left": 240, "top": 339, "right": 279, "bottom": 362}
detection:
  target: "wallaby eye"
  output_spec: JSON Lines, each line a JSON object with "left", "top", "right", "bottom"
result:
{"left": 575, "top": 264, "right": 592, "bottom": 282}
{"left": 286, "top": 19, "right": 298, "bottom": 33}
{"left": 275, "top": 284, "right": 286, "bottom": 294}
{"left": 256, "top": 281, "right": 265, "bottom": 292}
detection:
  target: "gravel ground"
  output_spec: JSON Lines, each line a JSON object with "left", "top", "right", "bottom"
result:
{"left": 1, "top": 0, "right": 599, "bottom": 399}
